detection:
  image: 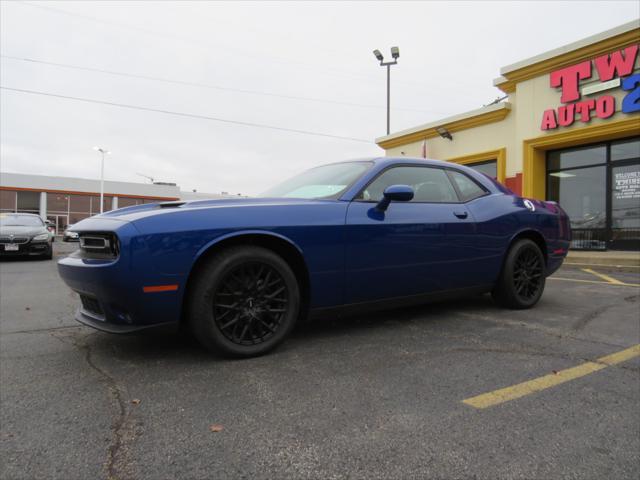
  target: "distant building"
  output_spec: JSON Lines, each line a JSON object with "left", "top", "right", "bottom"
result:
{"left": 0, "top": 172, "right": 233, "bottom": 234}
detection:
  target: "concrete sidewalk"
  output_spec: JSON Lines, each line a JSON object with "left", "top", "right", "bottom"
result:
{"left": 566, "top": 250, "right": 640, "bottom": 268}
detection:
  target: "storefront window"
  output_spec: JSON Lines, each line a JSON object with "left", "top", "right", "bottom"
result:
{"left": 47, "top": 193, "right": 70, "bottom": 213}
{"left": 547, "top": 137, "right": 639, "bottom": 251}
{"left": 16, "top": 191, "right": 40, "bottom": 213}
{"left": 547, "top": 145, "right": 606, "bottom": 170}
{"left": 548, "top": 166, "right": 606, "bottom": 229}
{"left": 69, "top": 194, "right": 91, "bottom": 213}
{"left": 118, "top": 197, "right": 142, "bottom": 208}
{"left": 0, "top": 190, "right": 17, "bottom": 212}
{"left": 90, "top": 196, "right": 113, "bottom": 214}
{"left": 466, "top": 160, "right": 497, "bottom": 179}
{"left": 611, "top": 164, "right": 640, "bottom": 228}
{"left": 69, "top": 212, "right": 90, "bottom": 225}
{"left": 611, "top": 138, "right": 640, "bottom": 162}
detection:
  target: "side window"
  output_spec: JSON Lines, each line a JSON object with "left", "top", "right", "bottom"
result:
{"left": 358, "top": 166, "right": 458, "bottom": 203}
{"left": 448, "top": 171, "right": 488, "bottom": 202}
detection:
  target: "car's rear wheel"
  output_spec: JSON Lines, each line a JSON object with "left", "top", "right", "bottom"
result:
{"left": 187, "top": 246, "right": 300, "bottom": 357}
{"left": 492, "top": 239, "right": 545, "bottom": 309}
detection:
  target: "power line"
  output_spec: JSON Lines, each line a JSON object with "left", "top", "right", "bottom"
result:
{"left": 18, "top": 1, "right": 381, "bottom": 84}
{"left": 0, "top": 55, "right": 442, "bottom": 115}
{"left": 0, "top": 86, "right": 373, "bottom": 144}
{"left": 18, "top": 0, "right": 468, "bottom": 97}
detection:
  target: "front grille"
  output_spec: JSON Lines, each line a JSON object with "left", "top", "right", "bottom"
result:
{"left": 80, "top": 295, "right": 104, "bottom": 316}
{"left": 0, "top": 236, "right": 29, "bottom": 244}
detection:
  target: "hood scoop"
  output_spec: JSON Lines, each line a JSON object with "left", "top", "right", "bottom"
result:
{"left": 158, "top": 201, "right": 186, "bottom": 209}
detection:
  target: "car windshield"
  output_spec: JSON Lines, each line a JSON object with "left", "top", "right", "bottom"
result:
{"left": 0, "top": 214, "right": 44, "bottom": 227}
{"left": 260, "top": 161, "right": 372, "bottom": 199}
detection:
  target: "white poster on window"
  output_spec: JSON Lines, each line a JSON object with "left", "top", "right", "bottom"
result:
{"left": 614, "top": 170, "right": 640, "bottom": 200}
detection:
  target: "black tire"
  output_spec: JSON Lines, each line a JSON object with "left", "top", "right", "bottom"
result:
{"left": 492, "top": 239, "right": 546, "bottom": 309}
{"left": 43, "top": 245, "right": 53, "bottom": 260}
{"left": 187, "top": 246, "right": 300, "bottom": 357}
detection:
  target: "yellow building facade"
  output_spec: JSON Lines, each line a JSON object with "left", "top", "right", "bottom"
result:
{"left": 376, "top": 21, "right": 640, "bottom": 250}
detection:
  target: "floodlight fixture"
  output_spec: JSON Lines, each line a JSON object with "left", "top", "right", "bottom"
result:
{"left": 436, "top": 127, "right": 453, "bottom": 141}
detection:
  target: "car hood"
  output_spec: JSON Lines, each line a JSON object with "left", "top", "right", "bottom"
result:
{"left": 0, "top": 226, "right": 47, "bottom": 237}
{"left": 99, "top": 197, "right": 339, "bottom": 222}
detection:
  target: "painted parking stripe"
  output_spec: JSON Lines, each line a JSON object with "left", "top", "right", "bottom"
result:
{"left": 462, "top": 344, "right": 640, "bottom": 409}
{"left": 549, "top": 277, "right": 640, "bottom": 287}
{"left": 582, "top": 268, "right": 626, "bottom": 285}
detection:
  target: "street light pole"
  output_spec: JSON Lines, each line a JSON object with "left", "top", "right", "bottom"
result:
{"left": 373, "top": 47, "right": 400, "bottom": 135}
{"left": 386, "top": 63, "right": 391, "bottom": 135}
{"left": 93, "top": 147, "right": 110, "bottom": 214}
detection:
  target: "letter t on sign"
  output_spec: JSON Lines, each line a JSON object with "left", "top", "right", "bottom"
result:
{"left": 550, "top": 61, "right": 592, "bottom": 103}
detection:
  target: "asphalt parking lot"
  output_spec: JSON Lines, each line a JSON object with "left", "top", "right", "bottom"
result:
{"left": 1, "top": 242, "right": 639, "bottom": 480}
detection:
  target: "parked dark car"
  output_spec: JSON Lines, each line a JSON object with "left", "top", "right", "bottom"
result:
{"left": 58, "top": 158, "right": 570, "bottom": 357}
{"left": 0, "top": 213, "right": 53, "bottom": 259}
{"left": 63, "top": 224, "right": 79, "bottom": 242}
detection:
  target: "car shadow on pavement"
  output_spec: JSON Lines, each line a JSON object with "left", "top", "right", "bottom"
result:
{"left": 0, "top": 256, "right": 52, "bottom": 263}
{"left": 76, "top": 293, "right": 498, "bottom": 364}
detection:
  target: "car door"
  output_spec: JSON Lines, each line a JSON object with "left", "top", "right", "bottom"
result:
{"left": 344, "top": 165, "right": 485, "bottom": 304}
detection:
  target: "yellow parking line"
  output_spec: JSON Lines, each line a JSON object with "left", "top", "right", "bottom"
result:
{"left": 582, "top": 268, "right": 626, "bottom": 285}
{"left": 549, "top": 277, "right": 640, "bottom": 287}
{"left": 462, "top": 344, "right": 640, "bottom": 409}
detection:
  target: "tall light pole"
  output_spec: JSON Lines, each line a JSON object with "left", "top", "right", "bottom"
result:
{"left": 93, "top": 146, "right": 110, "bottom": 213}
{"left": 373, "top": 47, "right": 400, "bottom": 135}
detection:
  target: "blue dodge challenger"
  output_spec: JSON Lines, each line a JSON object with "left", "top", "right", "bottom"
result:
{"left": 58, "top": 158, "right": 570, "bottom": 357}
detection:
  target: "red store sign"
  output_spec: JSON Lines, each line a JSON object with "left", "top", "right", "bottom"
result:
{"left": 541, "top": 44, "right": 640, "bottom": 130}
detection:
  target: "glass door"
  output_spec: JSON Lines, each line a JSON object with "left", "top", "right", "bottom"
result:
{"left": 46, "top": 215, "right": 69, "bottom": 236}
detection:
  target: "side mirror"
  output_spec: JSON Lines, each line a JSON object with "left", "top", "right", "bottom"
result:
{"left": 376, "top": 184, "right": 414, "bottom": 212}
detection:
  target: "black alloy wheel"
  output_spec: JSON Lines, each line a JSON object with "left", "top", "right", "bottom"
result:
{"left": 213, "top": 261, "right": 288, "bottom": 346}
{"left": 188, "top": 246, "right": 300, "bottom": 357}
{"left": 512, "top": 246, "right": 543, "bottom": 302}
{"left": 492, "top": 239, "right": 546, "bottom": 309}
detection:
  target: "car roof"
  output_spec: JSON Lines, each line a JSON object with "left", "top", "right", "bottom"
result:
{"left": 329, "top": 156, "right": 451, "bottom": 167}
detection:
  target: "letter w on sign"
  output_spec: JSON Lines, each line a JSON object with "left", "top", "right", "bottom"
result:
{"left": 594, "top": 45, "right": 639, "bottom": 82}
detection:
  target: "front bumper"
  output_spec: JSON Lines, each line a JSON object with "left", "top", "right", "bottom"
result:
{"left": 74, "top": 307, "right": 175, "bottom": 333}
{"left": 57, "top": 219, "right": 184, "bottom": 332}
{"left": 0, "top": 241, "right": 50, "bottom": 256}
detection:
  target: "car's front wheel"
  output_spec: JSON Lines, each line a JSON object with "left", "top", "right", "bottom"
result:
{"left": 492, "top": 239, "right": 546, "bottom": 309}
{"left": 187, "top": 246, "right": 300, "bottom": 357}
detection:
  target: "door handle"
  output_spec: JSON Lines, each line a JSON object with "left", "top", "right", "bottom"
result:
{"left": 453, "top": 211, "right": 468, "bottom": 219}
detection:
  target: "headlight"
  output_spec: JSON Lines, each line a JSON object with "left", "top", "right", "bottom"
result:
{"left": 32, "top": 233, "right": 50, "bottom": 241}
{"left": 78, "top": 233, "right": 120, "bottom": 259}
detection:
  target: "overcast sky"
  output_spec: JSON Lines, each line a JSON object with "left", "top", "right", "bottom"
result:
{"left": 1, "top": 1, "right": 638, "bottom": 195}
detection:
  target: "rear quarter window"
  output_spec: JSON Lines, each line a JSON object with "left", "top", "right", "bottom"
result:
{"left": 448, "top": 170, "right": 488, "bottom": 202}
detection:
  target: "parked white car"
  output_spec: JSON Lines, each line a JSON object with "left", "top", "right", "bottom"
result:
{"left": 63, "top": 224, "right": 79, "bottom": 242}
